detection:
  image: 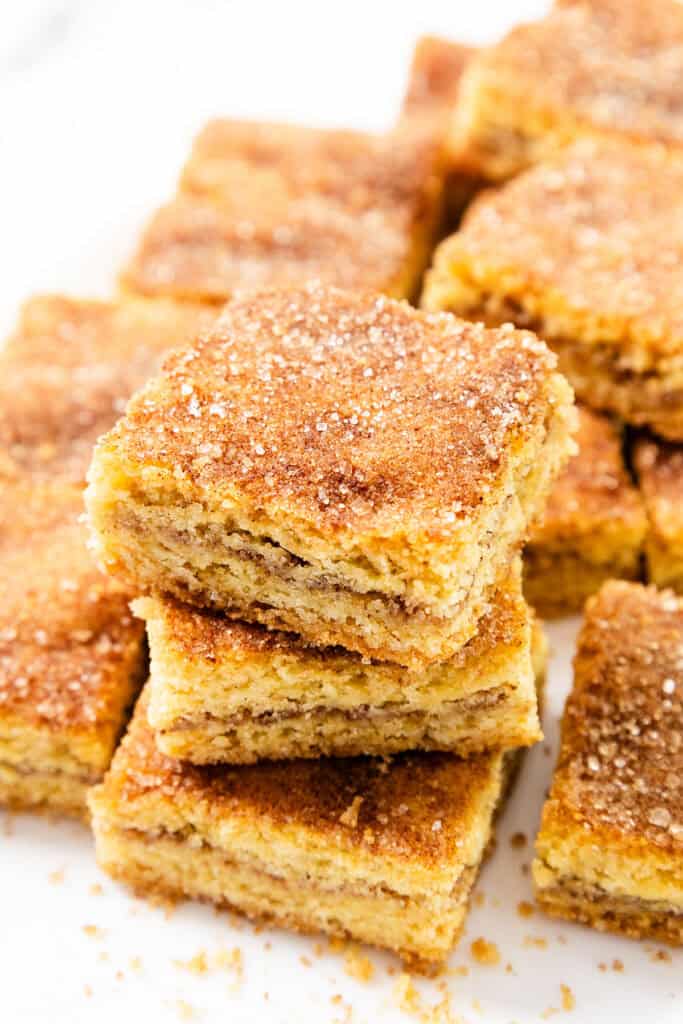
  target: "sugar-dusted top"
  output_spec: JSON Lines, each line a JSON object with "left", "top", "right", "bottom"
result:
{"left": 453, "top": 140, "right": 683, "bottom": 354}
{"left": 400, "top": 36, "right": 475, "bottom": 124}
{"left": 479, "top": 0, "right": 683, "bottom": 147}
{"left": 551, "top": 581, "right": 683, "bottom": 853}
{"left": 135, "top": 560, "right": 527, "bottom": 671}
{"left": 123, "top": 120, "right": 443, "bottom": 301}
{"left": 0, "top": 482, "right": 143, "bottom": 733}
{"left": 0, "top": 295, "right": 214, "bottom": 484}
{"left": 634, "top": 436, "right": 683, "bottom": 539}
{"left": 101, "top": 688, "right": 502, "bottom": 867}
{"left": 97, "top": 283, "right": 566, "bottom": 537}
{"left": 533, "top": 406, "right": 644, "bottom": 541}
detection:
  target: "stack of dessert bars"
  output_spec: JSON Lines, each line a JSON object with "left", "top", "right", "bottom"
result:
{"left": 85, "top": 282, "right": 574, "bottom": 969}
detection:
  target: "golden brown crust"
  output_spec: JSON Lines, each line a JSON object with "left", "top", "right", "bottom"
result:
{"left": 634, "top": 436, "right": 683, "bottom": 545}
{"left": 0, "top": 481, "right": 144, "bottom": 734}
{"left": 530, "top": 405, "right": 645, "bottom": 546}
{"left": 122, "top": 121, "right": 444, "bottom": 302}
{"left": 0, "top": 295, "right": 215, "bottom": 484}
{"left": 102, "top": 689, "right": 502, "bottom": 868}
{"left": 543, "top": 581, "right": 683, "bottom": 855}
{"left": 142, "top": 571, "right": 526, "bottom": 672}
{"left": 467, "top": 0, "right": 683, "bottom": 155}
{"left": 431, "top": 140, "right": 683, "bottom": 364}
{"left": 93, "top": 283, "right": 566, "bottom": 536}
{"left": 401, "top": 36, "right": 475, "bottom": 124}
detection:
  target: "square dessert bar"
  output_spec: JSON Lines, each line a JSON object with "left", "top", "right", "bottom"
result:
{"left": 534, "top": 581, "right": 683, "bottom": 945}
{"left": 87, "top": 284, "right": 575, "bottom": 669}
{"left": 423, "top": 140, "right": 683, "bottom": 441}
{"left": 524, "top": 406, "right": 646, "bottom": 617}
{"left": 451, "top": 0, "right": 683, "bottom": 181}
{"left": 89, "top": 684, "right": 535, "bottom": 969}
{"left": 0, "top": 482, "right": 145, "bottom": 817}
{"left": 398, "top": 36, "right": 481, "bottom": 222}
{"left": 135, "top": 560, "right": 544, "bottom": 764}
{"left": 634, "top": 436, "right": 683, "bottom": 593}
{"left": 121, "top": 119, "right": 445, "bottom": 304}
{"left": 0, "top": 295, "right": 214, "bottom": 485}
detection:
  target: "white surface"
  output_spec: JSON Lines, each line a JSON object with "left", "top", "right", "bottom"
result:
{"left": 1, "top": 2, "right": 681, "bottom": 1022}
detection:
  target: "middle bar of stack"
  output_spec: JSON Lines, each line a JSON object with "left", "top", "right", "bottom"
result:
{"left": 86, "top": 283, "right": 574, "bottom": 966}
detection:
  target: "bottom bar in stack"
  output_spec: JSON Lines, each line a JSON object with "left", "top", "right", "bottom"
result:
{"left": 89, "top": 637, "right": 545, "bottom": 969}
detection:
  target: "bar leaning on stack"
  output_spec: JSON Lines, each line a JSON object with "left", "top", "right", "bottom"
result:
{"left": 87, "top": 282, "right": 574, "bottom": 967}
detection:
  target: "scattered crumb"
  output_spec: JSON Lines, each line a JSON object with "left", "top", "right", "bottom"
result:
{"left": 339, "top": 795, "right": 364, "bottom": 828}
{"left": 49, "top": 868, "right": 65, "bottom": 885}
{"left": 448, "top": 965, "right": 469, "bottom": 978}
{"left": 313, "top": 942, "right": 325, "bottom": 958}
{"left": 97, "top": 952, "right": 109, "bottom": 963}
{"left": 215, "top": 946, "right": 243, "bottom": 990}
{"left": 328, "top": 935, "right": 348, "bottom": 955}
{"left": 331, "top": 994, "right": 343, "bottom": 1005}
{"left": 510, "top": 832, "right": 527, "bottom": 849}
{"left": 83, "top": 985, "right": 92, "bottom": 998}
{"left": 650, "top": 949, "right": 672, "bottom": 963}
{"left": 344, "top": 948, "right": 374, "bottom": 982}
{"left": 176, "top": 1001, "right": 197, "bottom": 1021}
{"left": 541, "top": 1007, "right": 559, "bottom": 1020}
{"left": 470, "top": 938, "right": 500, "bottom": 966}
{"left": 89, "top": 883, "right": 103, "bottom": 896}
{"left": 394, "top": 974, "right": 421, "bottom": 1014}
{"left": 521, "top": 863, "right": 530, "bottom": 876}
{"left": 175, "top": 951, "right": 209, "bottom": 975}
{"left": 300, "top": 955, "right": 312, "bottom": 968}
{"left": 517, "top": 900, "right": 534, "bottom": 918}
{"left": 612, "top": 959, "right": 624, "bottom": 972}
{"left": 264, "top": 941, "right": 271, "bottom": 951}
{"left": 557, "top": 935, "right": 567, "bottom": 945}
{"left": 523, "top": 936, "right": 548, "bottom": 950}
{"left": 474, "top": 892, "right": 486, "bottom": 908}
{"left": 129, "top": 956, "right": 143, "bottom": 973}
{"left": 82, "top": 925, "right": 106, "bottom": 940}
{"left": 472, "top": 997, "right": 483, "bottom": 1013}
{"left": 115, "top": 970, "right": 124, "bottom": 982}
{"left": 543, "top": 745, "right": 552, "bottom": 757}
{"left": 598, "top": 962, "right": 607, "bottom": 972}
{"left": 331, "top": 993, "right": 353, "bottom": 1024}
{"left": 560, "top": 984, "right": 575, "bottom": 1011}
{"left": 505, "top": 962, "right": 514, "bottom": 974}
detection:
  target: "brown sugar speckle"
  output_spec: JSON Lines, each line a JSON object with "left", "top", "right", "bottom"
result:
{"left": 470, "top": 938, "right": 500, "bottom": 966}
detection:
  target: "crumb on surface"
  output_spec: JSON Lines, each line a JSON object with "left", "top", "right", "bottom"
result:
{"left": 612, "top": 959, "right": 624, "bottom": 972}
{"left": 89, "top": 883, "right": 103, "bottom": 896}
{"left": 474, "top": 892, "right": 486, "bottom": 907}
{"left": 510, "top": 831, "right": 527, "bottom": 849}
{"left": 517, "top": 900, "right": 534, "bottom": 918}
{"left": 523, "top": 936, "right": 548, "bottom": 950}
{"left": 650, "top": 948, "right": 672, "bottom": 963}
{"left": 83, "top": 985, "right": 92, "bottom": 998}
{"left": 344, "top": 948, "right": 375, "bottom": 982}
{"left": 49, "top": 868, "right": 65, "bottom": 884}
{"left": 561, "top": 984, "right": 575, "bottom": 1011}
{"left": 82, "top": 925, "right": 106, "bottom": 940}
{"left": 129, "top": 956, "right": 143, "bottom": 972}
{"left": 470, "top": 938, "right": 501, "bottom": 966}
{"left": 176, "top": 1000, "right": 197, "bottom": 1021}
{"left": 339, "top": 795, "right": 364, "bottom": 828}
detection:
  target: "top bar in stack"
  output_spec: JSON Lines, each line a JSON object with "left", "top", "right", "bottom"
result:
{"left": 451, "top": 0, "right": 683, "bottom": 181}
{"left": 121, "top": 120, "right": 445, "bottom": 304}
{"left": 422, "top": 140, "right": 683, "bottom": 441}
{"left": 87, "top": 283, "right": 574, "bottom": 669}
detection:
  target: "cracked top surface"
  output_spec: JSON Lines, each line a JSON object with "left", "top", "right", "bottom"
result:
{"left": 91, "top": 283, "right": 569, "bottom": 538}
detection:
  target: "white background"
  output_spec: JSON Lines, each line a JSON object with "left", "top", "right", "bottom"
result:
{"left": 1, "top": 3, "right": 682, "bottom": 1021}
